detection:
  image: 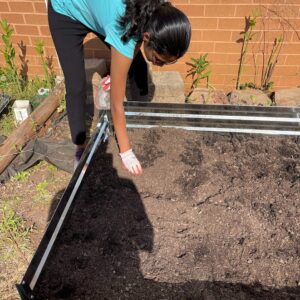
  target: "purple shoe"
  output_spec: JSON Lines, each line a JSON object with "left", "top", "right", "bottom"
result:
{"left": 74, "top": 147, "right": 85, "bottom": 170}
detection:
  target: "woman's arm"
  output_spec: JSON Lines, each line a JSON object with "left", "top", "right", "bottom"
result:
{"left": 110, "top": 46, "right": 131, "bottom": 153}
{"left": 110, "top": 46, "right": 143, "bottom": 175}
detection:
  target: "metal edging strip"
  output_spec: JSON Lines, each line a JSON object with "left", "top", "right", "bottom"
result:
{"left": 126, "top": 124, "right": 300, "bottom": 136}
{"left": 125, "top": 111, "right": 300, "bottom": 123}
{"left": 28, "top": 117, "right": 108, "bottom": 290}
{"left": 124, "top": 101, "right": 300, "bottom": 115}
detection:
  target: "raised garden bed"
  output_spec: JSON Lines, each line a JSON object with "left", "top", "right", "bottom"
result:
{"left": 17, "top": 104, "right": 300, "bottom": 299}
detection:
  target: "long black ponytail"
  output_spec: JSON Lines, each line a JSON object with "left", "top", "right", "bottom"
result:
{"left": 119, "top": 0, "right": 191, "bottom": 58}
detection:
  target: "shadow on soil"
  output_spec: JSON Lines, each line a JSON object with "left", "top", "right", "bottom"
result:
{"left": 40, "top": 143, "right": 299, "bottom": 300}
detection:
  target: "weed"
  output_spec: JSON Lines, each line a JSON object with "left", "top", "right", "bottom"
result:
{"left": 34, "top": 39, "right": 55, "bottom": 89}
{"left": 35, "top": 180, "right": 50, "bottom": 200}
{"left": 57, "top": 94, "right": 66, "bottom": 113}
{"left": 0, "top": 205, "right": 34, "bottom": 263}
{"left": 0, "top": 109, "right": 15, "bottom": 136}
{"left": 0, "top": 20, "right": 56, "bottom": 103}
{"left": 11, "top": 171, "right": 30, "bottom": 182}
{"left": 47, "top": 164, "right": 57, "bottom": 173}
{"left": 0, "top": 20, "right": 22, "bottom": 95}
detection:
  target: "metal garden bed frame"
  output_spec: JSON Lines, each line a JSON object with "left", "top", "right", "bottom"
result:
{"left": 16, "top": 102, "right": 300, "bottom": 299}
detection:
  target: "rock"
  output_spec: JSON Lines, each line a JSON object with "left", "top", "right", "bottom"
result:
{"left": 187, "top": 88, "right": 229, "bottom": 104}
{"left": 85, "top": 59, "right": 108, "bottom": 105}
{"left": 274, "top": 87, "right": 300, "bottom": 107}
{"left": 228, "top": 89, "right": 272, "bottom": 106}
{"left": 151, "top": 71, "right": 185, "bottom": 103}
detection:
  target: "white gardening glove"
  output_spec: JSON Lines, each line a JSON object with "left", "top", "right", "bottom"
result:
{"left": 119, "top": 149, "right": 143, "bottom": 175}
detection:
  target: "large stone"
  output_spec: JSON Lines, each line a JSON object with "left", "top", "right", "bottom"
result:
{"left": 187, "top": 88, "right": 229, "bottom": 104}
{"left": 274, "top": 87, "right": 300, "bottom": 107}
{"left": 228, "top": 89, "right": 272, "bottom": 106}
{"left": 85, "top": 58, "right": 108, "bottom": 104}
{"left": 151, "top": 71, "right": 185, "bottom": 103}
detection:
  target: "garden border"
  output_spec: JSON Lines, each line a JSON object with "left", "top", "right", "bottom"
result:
{"left": 16, "top": 102, "right": 300, "bottom": 299}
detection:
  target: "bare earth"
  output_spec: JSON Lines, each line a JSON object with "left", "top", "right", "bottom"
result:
{"left": 34, "top": 128, "right": 300, "bottom": 299}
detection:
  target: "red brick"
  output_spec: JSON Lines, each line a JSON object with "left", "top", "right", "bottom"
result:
{"left": 15, "top": 24, "right": 39, "bottom": 35}
{"left": 0, "top": 13, "right": 24, "bottom": 24}
{"left": 28, "top": 65, "right": 45, "bottom": 74}
{"left": 218, "top": 18, "right": 245, "bottom": 30}
{"left": 11, "top": 35, "right": 30, "bottom": 45}
{"left": 176, "top": 5, "right": 205, "bottom": 17}
{"left": 9, "top": 2, "right": 33, "bottom": 13}
{"left": 24, "top": 14, "right": 48, "bottom": 25}
{"left": 285, "top": 55, "right": 300, "bottom": 65}
{"left": 220, "top": 0, "right": 250, "bottom": 3}
{"left": 190, "top": 18, "right": 218, "bottom": 29}
{"left": 191, "top": 30, "right": 203, "bottom": 40}
{"left": 235, "top": 5, "right": 262, "bottom": 17}
{"left": 39, "top": 26, "right": 51, "bottom": 36}
{"left": 273, "top": 66, "right": 299, "bottom": 77}
{"left": 190, "top": 0, "right": 220, "bottom": 3}
{"left": 277, "top": 75, "right": 300, "bottom": 87}
{"left": 215, "top": 42, "right": 241, "bottom": 53}
{"left": 210, "top": 74, "right": 226, "bottom": 85}
{"left": 254, "top": 53, "right": 286, "bottom": 66}
{"left": 44, "top": 47, "right": 59, "bottom": 57}
{"left": 281, "top": 43, "right": 300, "bottom": 54}
{"left": 34, "top": 2, "right": 47, "bottom": 13}
{"left": 0, "top": 2, "right": 10, "bottom": 12}
{"left": 242, "top": 65, "right": 259, "bottom": 75}
{"left": 203, "top": 30, "right": 232, "bottom": 41}
{"left": 231, "top": 30, "right": 262, "bottom": 43}
{"left": 188, "top": 41, "right": 215, "bottom": 52}
{"left": 292, "top": 31, "right": 300, "bottom": 42}
{"left": 164, "top": 63, "right": 187, "bottom": 73}
{"left": 172, "top": 0, "right": 189, "bottom": 3}
{"left": 205, "top": 5, "right": 236, "bottom": 17}
{"left": 212, "top": 64, "right": 238, "bottom": 75}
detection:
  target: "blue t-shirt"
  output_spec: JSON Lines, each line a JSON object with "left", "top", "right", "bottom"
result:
{"left": 51, "top": 0, "right": 136, "bottom": 59}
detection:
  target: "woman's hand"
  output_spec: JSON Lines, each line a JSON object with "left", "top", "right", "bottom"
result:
{"left": 120, "top": 149, "right": 143, "bottom": 175}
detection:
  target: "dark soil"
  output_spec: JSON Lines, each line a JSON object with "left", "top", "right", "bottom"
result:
{"left": 34, "top": 128, "right": 300, "bottom": 299}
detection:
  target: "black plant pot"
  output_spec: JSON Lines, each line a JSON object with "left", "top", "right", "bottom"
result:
{"left": 0, "top": 93, "right": 11, "bottom": 115}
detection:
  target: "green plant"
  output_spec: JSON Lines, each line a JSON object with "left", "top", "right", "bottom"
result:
{"left": 47, "top": 164, "right": 57, "bottom": 173}
{"left": 236, "top": 15, "right": 257, "bottom": 90}
{"left": 0, "top": 109, "right": 15, "bottom": 136}
{"left": 0, "top": 205, "right": 34, "bottom": 262}
{"left": 0, "top": 20, "right": 22, "bottom": 95}
{"left": 35, "top": 180, "right": 50, "bottom": 200}
{"left": 34, "top": 39, "right": 55, "bottom": 89}
{"left": 261, "top": 35, "right": 283, "bottom": 92}
{"left": 57, "top": 94, "right": 66, "bottom": 113}
{"left": 186, "top": 53, "right": 211, "bottom": 99}
{"left": 11, "top": 170, "right": 30, "bottom": 182}
{"left": 0, "top": 20, "right": 56, "bottom": 103}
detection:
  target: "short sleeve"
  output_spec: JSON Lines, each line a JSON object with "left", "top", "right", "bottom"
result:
{"left": 104, "top": 23, "right": 136, "bottom": 59}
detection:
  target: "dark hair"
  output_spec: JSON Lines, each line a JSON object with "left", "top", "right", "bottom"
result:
{"left": 119, "top": 0, "right": 191, "bottom": 58}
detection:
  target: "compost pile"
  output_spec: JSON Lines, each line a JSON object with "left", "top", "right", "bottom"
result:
{"left": 34, "top": 128, "right": 300, "bottom": 299}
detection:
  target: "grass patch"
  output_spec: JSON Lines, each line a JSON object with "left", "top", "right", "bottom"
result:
{"left": 34, "top": 180, "right": 50, "bottom": 202}
{"left": 0, "top": 205, "right": 34, "bottom": 263}
{"left": 0, "top": 109, "right": 15, "bottom": 137}
{"left": 11, "top": 170, "right": 30, "bottom": 182}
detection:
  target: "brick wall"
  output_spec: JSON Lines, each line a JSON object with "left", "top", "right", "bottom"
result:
{"left": 0, "top": 0, "right": 299, "bottom": 93}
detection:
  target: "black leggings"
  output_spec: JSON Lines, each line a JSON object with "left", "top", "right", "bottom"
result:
{"left": 48, "top": 1, "right": 148, "bottom": 145}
